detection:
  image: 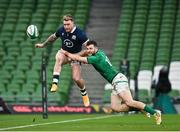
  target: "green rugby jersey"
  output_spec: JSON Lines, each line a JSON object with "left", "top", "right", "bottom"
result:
{"left": 87, "top": 49, "right": 119, "bottom": 83}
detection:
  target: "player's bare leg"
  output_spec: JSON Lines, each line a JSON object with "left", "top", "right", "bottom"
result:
{"left": 110, "top": 94, "right": 150, "bottom": 117}
{"left": 103, "top": 94, "right": 145, "bottom": 113}
{"left": 118, "top": 90, "right": 146, "bottom": 109}
{"left": 102, "top": 94, "right": 129, "bottom": 113}
{"left": 71, "top": 63, "right": 90, "bottom": 107}
{"left": 110, "top": 94, "right": 130, "bottom": 112}
{"left": 118, "top": 90, "right": 161, "bottom": 125}
{"left": 51, "top": 50, "right": 68, "bottom": 92}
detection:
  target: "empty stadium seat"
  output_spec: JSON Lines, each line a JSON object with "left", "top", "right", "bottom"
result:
{"left": 138, "top": 71, "right": 152, "bottom": 88}
{"left": 169, "top": 62, "right": 180, "bottom": 94}
{"left": 137, "top": 70, "right": 152, "bottom": 102}
{"left": 102, "top": 83, "right": 113, "bottom": 104}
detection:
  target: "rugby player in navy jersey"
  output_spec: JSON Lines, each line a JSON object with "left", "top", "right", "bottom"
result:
{"left": 35, "top": 14, "right": 90, "bottom": 107}
{"left": 61, "top": 40, "right": 162, "bottom": 125}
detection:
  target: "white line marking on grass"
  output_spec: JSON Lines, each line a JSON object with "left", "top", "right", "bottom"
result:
{"left": 0, "top": 114, "right": 120, "bottom": 131}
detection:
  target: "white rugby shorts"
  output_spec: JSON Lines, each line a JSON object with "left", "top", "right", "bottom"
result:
{"left": 112, "top": 73, "right": 129, "bottom": 95}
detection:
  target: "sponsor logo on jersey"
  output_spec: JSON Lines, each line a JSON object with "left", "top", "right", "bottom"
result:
{"left": 64, "top": 39, "right": 73, "bottom": 48}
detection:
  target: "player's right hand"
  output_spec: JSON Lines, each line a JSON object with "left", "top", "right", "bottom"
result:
{"left": 35, "top": 43, "right": 44, "bottom": 48}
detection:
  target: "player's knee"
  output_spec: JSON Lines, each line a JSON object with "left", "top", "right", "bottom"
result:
{"left": 125, "top": 100, "right": 134, "bottom": 107}
{"left": 73, "top": 77, "right": 81, "bottom": 83}
{"left": 55, "top": 55, "right": 60, "bottom": 61}
{"left": 111, "top": 104, "right": 116, "bottom": 111}
{"left": 111, "top": 103, "right": 119, "bottom": 112}
{"left": 55, "top": 56, "right": 63, "bottom": 64}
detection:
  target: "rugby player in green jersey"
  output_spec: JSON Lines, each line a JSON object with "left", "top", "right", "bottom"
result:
{"left": 62, "top": 40, "right": 162, "bottom": 125}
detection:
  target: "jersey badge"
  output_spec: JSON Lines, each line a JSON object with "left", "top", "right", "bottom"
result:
{"left": 72, "top": 35, "right": 76, "bottom": 40}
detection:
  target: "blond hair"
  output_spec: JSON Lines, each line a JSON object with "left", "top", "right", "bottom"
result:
{"left": 63, "top": 14, "right": 74, "bottom": 21}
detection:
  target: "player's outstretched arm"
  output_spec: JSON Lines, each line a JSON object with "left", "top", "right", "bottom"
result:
{"left": 61, "top": 50, "right": 88, "bottom": 63}
{"left": 78, "top": 50, "right": 90, "bottom": 57}
{"left": 35, "top": 33, "right": 57, "bottom": 48}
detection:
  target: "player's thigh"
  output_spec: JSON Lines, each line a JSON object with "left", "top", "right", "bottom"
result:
{"left": 71, "top": 63, "right": 82, "bottom": 79}
{"left": 112, "top": 73, "right": 133, "bottom": 103}
{"left": 55, "top": 50, "right": 68, "bottom": 64}
{"left": 111, "top": 93, "right": 122, "bottom": 106}
{"left": 118, "top": 90, "right": 134, "bottom": 103}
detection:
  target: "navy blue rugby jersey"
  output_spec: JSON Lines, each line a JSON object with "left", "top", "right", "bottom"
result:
{"left": 55, "top": 26, "right": 88, "bottom": 53}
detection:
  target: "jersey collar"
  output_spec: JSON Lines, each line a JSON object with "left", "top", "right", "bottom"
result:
{"left": 71, "top": 26, "right": 76, "bottom": 33}
{"left": 93, "top": 49, "right": 99, "bottom": 55}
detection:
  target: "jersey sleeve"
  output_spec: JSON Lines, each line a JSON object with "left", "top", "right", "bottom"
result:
{"left": 55, "top": 26, "right": 63, "bottom": 37}
{"left": 87, "top": 56, "right": 98, "bottom": 64}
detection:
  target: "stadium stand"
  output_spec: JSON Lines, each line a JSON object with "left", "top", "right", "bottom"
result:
{"left": 0, "top": 0, "right": 90, "bottom": 105}
{"left": 103, "top": 0, "right": 180, "bottom": 104}
{"left": 0, "top": 0, "right": 179, "bottom": 107}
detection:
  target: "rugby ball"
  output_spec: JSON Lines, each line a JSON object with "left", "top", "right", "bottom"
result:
{"left": 26, "top": 25, "right": 39, "bottom": 39}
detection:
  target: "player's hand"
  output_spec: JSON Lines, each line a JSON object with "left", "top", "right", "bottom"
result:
{"left": 35, "top": 43, "right": 44, "bottom": 48}
{"left": 61, "top": 49, "right": 67, "bottom": 54}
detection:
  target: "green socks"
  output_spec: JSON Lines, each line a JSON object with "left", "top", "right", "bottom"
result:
{"left": 143, "top": 105, "right": 156, "bottom": 115}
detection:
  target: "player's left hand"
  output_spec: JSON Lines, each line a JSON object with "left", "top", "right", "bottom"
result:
{"left": 60, "top": 49, "right": 68, "bottom": 56}
{"left": 60, "top": 49, "right": 66, "bottom": 54}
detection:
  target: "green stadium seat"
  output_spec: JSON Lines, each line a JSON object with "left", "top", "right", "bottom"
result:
{"left": 140, "top": 62, "right": 153, "bottom": 71}
{"left": 7, "top": 82, "right": 21, "bottom": 94}
{"left": 0, "top": 69, "right": 12, "bottom": 78}
{"left": 10, "top": 0, "right": 23, "bottom": 4}
{"left": 0, "top": 4, "right": 9, "bottom": 10}
{"left": 2, "top": 63, "right": 16, "bottom": 72}
{"left": 102, "top": 89, "right": 111, "bottom": 104}
{"left": 0, "top": 45, "right": 3, "bottom": 51}
{"left": 16, "top": 91, "right": 31, "bottom": 102}
{"left": 22, "top": 83, "right": 36, "bottom": 94}
{"left": 20, "top": 9, "right": 33, "bottom": 16}
{"left": 23, "top": 0, "right": 35, "bottom": 4}
{"left": 11, "top": 72, "right": 26, "bottom": 86}
{"left": 16, "top": 61, "right": 31, "bottom": 72}
{"left": 1, "top": 23, "right": 15, "bottom": 32}
{"left": 31, "top": 88, "right": 42, "bottom": 103}
{"left": 48, "top": 92, "right": 61, "bottom": 104}
{"left": 15, "top": 24, "right": 28, "bottom": 33}
{"left": 138, "top": 89, "right": 152, "bottom": 103}
{"left": 3, "top": 54, "right": 15, "bottom": 61}
{"left": 4, "top": 18, "right": 17, "bottom": 24}
{"left": 4, "top": 41, "right": 19, "bottom": 48}
{"left": 17, "top": 55, "right": 30, "bottom": 62}
{"left": 7, "top": 47, "right": 20, "bottom": 57}
{"left": 0, "top": 83, "right": 6, "bottom": 95}
{"left": 3, "top": 61, "right": 16, "bottom": 69}
{"left": 169, "top": 90, "right": 180, "bottom": 97}
{"left": 1, "top": 91, "right": 16, "bottom": 102}
{"left": 43, "top": 24, "right": 57, "bottom": 32}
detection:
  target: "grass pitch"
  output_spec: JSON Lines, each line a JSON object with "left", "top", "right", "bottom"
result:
{"left": 0, "top": 114, "right": 179, "bottom": 131}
